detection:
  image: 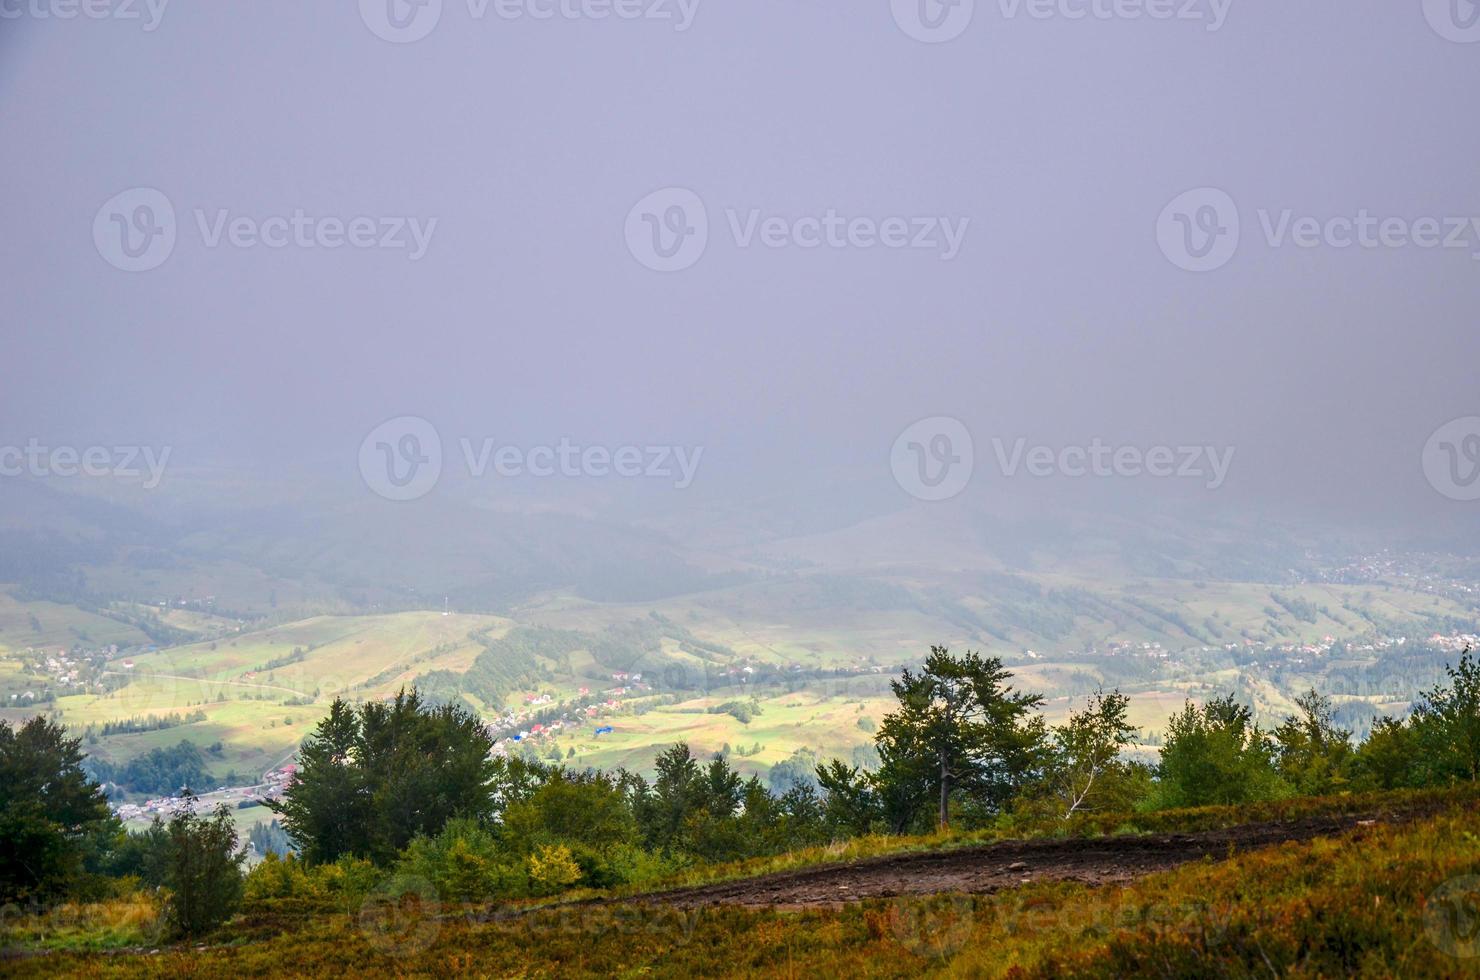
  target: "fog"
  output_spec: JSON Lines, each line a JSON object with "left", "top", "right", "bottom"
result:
{"left": 4, "top": 1, "right": 1480, "bottom": 562}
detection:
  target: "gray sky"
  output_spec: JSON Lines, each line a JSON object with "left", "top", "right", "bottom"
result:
{"left": 3, "top": 1, "right": 1479, "bottom": 530}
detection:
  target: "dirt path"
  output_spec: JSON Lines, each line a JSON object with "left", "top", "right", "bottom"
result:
{"left": 627, "top": 811, "right": 1398, "bottom": 909}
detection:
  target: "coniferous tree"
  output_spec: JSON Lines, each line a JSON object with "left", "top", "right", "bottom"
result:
{"left": 272, "top": 690, "right": 496, "bottom": 864}
{"left": 0, "top": 716, "right": 112, "bottom": 901}
{"left": 873, "top": 647, "right": 1048, "bottom": 831}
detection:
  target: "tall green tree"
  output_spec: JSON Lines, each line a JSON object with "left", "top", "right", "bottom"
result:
{"left": 816, "top": 760, "right": 879, "bottom": 838}
{"left": 0, "top": 716, "right": 112, "bottom": 901}
{"left": 502, "top": 771, "right": 636, "bottom": 857}
{"left": 1272, "top": 689, "right": 1355, "bottom": 795}
{"left": 270, "top": 698, "right": 366, "bottom": 863}
{"left": 163, "top": 802, "right": 246, "bottom": 938}
{"left": 273, "top": 690, "right": 497, "bottom": 864}
{"left": 1042, "top": 689, "right": 1145, "bottom": 818}
{"left": 1410, "top": 649, "right": 1480, "bottom": 785}
{"left": 874, "top": 647, "right": 1047, "bottom": 831}
{"left": 1155, "top": 695, "right": 1285, "bottom": 808}
{"left": 634, "top": 743, "right": 703, "bottom": 850}
{"left": 1353, "top": 714, "right": 1422, "bottom": 789}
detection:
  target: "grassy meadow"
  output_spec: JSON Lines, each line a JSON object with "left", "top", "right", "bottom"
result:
{"left": 7, "top": 788, "right": 1478, "bottom": 978}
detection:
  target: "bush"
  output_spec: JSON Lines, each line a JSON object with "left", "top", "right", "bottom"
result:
{"left": 527, "top": 844, "right": 581, "bottom": 894}
{"left": 162, "top": 804, "right": 246, "bottom": 938}
{"left": 244, "top": 851, "right": 382, "bottom": 906}
{"left": 243, "top": 852, "right": 314, "bottom": 902}
{"left": 397, "top": 818, "right": 512, "bottom": 902}
{"left": 95, "top": 818, "right": 172, "bottom": 888}
{"left": 1153, "top": 696, "right": 1288, "bottom": 809}
{"left": 502, "top": 773, "right": 636, "bottom": 857}
{"left": 310, "top": 854, "right": 382, "bottom": 900}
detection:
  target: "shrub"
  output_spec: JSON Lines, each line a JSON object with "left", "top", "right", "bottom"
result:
{"left": 162, "top": 804, "right": 246, "bottom": 937}
{"left": 397, "top": 818, "right": 510, "bottom": 902}
{"left": 527, "top": 844, "right": 581, "bottom": 894}
{"left": 502, "top": 773, "right": 636, "bottom": 857}
{"left": 1153, "top": 696, "right": 1287, "bottom": 809}
{"left": 311, "top": 854, "right": 382, "bottom": 901}
{"left": 243, "top": 852, "right": 315, "bottom": 902}
{"left": 244, "top": 852, "right": 382, "bottom": 905}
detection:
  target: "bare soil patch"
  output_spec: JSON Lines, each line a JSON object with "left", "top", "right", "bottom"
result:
{"left": 626, "top": 811, "right": 1405, "bottom": 909}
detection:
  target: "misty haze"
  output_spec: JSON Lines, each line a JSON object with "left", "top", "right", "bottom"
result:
{"left": 3, "top": 3, "right": 1480, "bottom": 976}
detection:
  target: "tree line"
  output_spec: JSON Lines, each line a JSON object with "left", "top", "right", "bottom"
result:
{"left": 2, "top": 645, "right": 1478, "bottom": 936}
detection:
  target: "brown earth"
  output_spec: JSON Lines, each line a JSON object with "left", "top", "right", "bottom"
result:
{"left": 623, "top": 811, "right": 1401, "bottom": 910}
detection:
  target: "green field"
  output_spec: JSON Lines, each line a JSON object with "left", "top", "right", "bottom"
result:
{"left": 0, "top": 609, "right": 511, "bottom": 789}
{"left": 0, "top": 591, "right": 152, "bottom": 655}
{"left": 0, "top": 558, "right": 1473, "bottom": 795}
